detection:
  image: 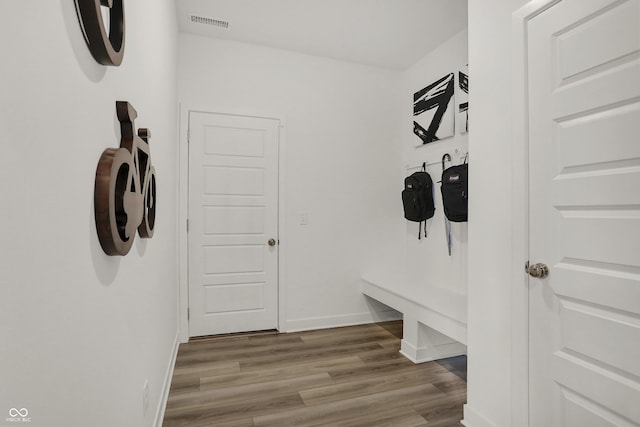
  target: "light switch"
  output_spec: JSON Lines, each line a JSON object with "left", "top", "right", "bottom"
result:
{"left": 299, "top": 213, "right": 308, "bottom": 225}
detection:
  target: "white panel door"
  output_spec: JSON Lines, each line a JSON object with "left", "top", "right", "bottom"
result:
{"left": 527, "top": 0, "right": 640, "bottom": 425}
{"left": 188, "top": 112, "right": 279, "bottom": 337}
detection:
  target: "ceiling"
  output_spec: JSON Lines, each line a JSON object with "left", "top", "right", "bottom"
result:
{"left": 175, "top": 0, "right": 468, "bottom": 70}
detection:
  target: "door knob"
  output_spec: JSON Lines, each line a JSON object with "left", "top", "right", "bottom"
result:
{"left": 268, "top": 238, "right": 277, "bottom": 247}
{"left": 528, "top": 263, "right": 549, "bottom": 279}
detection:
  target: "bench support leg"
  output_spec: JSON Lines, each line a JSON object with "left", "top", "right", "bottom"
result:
{"left": 400, "top": 316, "right": 467, "bottom": 364}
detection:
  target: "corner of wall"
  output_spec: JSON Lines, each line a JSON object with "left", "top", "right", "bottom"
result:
{"left": 153, "top": 332, "right": 180, "bottom": 427}
{"left": 397, "top": 26, "right": 470, "bottom": 321}
{"left": 1, "top": 1, "right": 180, "bottom": 426}
{"left": 462, "top": 405, "right": 501, "bottom": 427}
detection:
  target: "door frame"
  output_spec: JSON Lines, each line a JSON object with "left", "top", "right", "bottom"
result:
{"left": 178, "top": 103, "right": 288, "bottom": 343}
{"left": 511, "top": 1, "right": 563, "bottom": 426}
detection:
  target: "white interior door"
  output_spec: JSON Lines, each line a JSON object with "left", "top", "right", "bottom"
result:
{"left": 527, "top": 0, "right": 640, "bottom": 425}
{"left": 188, "top": 111, "right": 280, "bottom": 337}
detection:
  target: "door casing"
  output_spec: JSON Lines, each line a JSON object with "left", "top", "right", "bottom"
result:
{"left": 511, "top": 1, "right": 564, "bottom": 425}
{"left": 178, "top": 104, "right": 288, "bottom": 343}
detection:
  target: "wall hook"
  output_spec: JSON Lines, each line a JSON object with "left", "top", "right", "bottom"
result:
{"left": 442, "top": 153, "right": 451, "bottom": 170}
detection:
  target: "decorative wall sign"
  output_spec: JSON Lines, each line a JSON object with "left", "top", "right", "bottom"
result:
{"left": 413, "top": 73, "right": 455, "bottom": 145}
{"left": 95, "top": 102, "right": 156, "bottom": 256}
{"left": 74, "top": 0, "right": 125, "bottom": 66}
{"left": 457, "top": 65, "right": 469, "bottom": 134}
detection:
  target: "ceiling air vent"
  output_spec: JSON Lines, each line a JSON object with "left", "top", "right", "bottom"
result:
{"left": 190, "top": 15, "right": 229, "bottom": 29}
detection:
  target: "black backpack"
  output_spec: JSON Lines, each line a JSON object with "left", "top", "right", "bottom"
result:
{"left": 402, "top": 162, "right": 435, "bottom": 239}
{"left": 441, "top": 155, "right": 468, "bottom": 222}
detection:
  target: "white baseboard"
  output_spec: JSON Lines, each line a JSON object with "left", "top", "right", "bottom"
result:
{"left": 461, "top": 404, "right": 501, "bottom": 427}
{"left": 400, "top": 340, "right": 467, "bottom": 364}
{"left": 154, "top": 332, "right": 180, "bottom": 427}
{"left": 284, "top": 309, "right": 401, "bottom": 333}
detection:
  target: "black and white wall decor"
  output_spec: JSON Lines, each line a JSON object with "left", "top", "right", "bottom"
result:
{"left": 456, "top": 65, "right": 469, "bottom": 134}
{"left": 413, "top": 73, "right": 455, "bottom": 145}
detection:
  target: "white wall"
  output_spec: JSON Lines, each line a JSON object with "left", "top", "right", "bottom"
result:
{"left": 0, "top": 2, "right": 179, "bottom": 427}
{"left": 360, "top": 29, "right": 469, "bottom": 358}
{"left": 178, "top": 34, "right": 403, "bottom": 332}
{"left": 0, "top": 2, "right": 538, "bottom": 426}
{"left": 402, "top": 29, "right": 469, "bottom": 298}
{"left": 465, "top": 2, "right": 529, "bottom": 427}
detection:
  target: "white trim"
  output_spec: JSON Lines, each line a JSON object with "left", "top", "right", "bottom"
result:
{"left": 462, "top": 404, "right": 501, "bottom": 427}
{"left": 400, "top": 340, "right": 467, "bottom": 364}
{"left": 153, "top": 332, "right": 180, "bottom": 427}
{"left": 178, "top": 103, "right": 189, "bottom": 343}
{"left": 510, "top": 1, "right": 563, "bottom": 426}
{"left": 181, "top": 104, "right": 288, "bottom": 128}
{"left": 276, "top": 121, "right": 288, "bottom": 332}
{"left": 285, "top": 310, "right": 401, "bottom": 333}
{"left": 177, "top": 103, "right": 288, "bottom": 341}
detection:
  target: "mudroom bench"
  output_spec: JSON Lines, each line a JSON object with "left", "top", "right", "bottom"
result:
{"left": 362, "top": 272, "right": 467, "bottom": 364}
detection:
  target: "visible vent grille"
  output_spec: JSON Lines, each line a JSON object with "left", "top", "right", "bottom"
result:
{"left": 190, "top": 15, "right": 229, "bottom": 28}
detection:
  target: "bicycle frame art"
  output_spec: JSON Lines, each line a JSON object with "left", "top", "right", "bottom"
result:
{"left": 94, "top": 101, "right": 156, "bottom": 256}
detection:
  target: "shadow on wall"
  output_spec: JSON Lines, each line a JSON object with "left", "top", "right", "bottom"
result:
{"left": 89, "top": 198, "right": 120, "bottom": 285}
{"left": 87, "top": 153, "right": 151, "bottom": 283}
{"left": 59, "top": 0, "right": 107, "bottom": 82}
{"left": 364, "top": 296, "right": 403, "bottom": 324}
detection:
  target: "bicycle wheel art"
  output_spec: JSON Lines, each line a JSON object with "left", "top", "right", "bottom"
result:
{"left": 74, "top": 0, "right": 125, "bottom": 66}
{"left": 94, "top": 101, "right": 156, "bottom": 256}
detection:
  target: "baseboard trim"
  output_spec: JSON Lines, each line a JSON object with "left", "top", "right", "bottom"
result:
{"left": 154, "top": 332, "right": 180, "bottom": 427}
{"left": 461, "top": 404, "right": 501, "bottom": 427}
{"left": 400, "top": 340, "right": 467, "bottom": 364}
{"left": 285, "top": 309, "right": 401, "bottom": 333}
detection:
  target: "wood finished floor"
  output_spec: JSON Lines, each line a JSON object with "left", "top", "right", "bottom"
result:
{"left": 163, "top": 321, "right": 466, "bottom": 427}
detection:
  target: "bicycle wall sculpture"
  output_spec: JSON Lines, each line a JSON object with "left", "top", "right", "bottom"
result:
{"left": 74, "top": 0, "right": 125, "bottom": 66}
{"left": 94, "top": 101, "right": 156, "bottom": 256}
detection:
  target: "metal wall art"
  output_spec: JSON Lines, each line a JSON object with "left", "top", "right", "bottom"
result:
{"left": 95, "top": 101, "right": 156, "bottom": 256}
{"left": 74, "top": 0, "right": 125, "bottom": 66}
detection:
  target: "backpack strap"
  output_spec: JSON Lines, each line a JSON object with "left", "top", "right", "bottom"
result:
{"left": 445, "top": 218, "right": 452, "bottom": 256}
{"left": 442, "top": 153, "right": 451, "bottom": 171}
{"left": 418, "top": 220, "right": 428, "bottom": 240}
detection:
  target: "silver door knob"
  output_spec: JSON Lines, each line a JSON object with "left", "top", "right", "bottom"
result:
{"left": 268, "top": 238, "right": 277, "bottom": 247}
{"left": 528, "top": 263, "right": 549, "bottom": 279}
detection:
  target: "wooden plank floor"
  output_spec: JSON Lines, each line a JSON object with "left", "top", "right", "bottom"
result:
{"left": 163, "top": 321, "right": 466, "bottom": 427}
